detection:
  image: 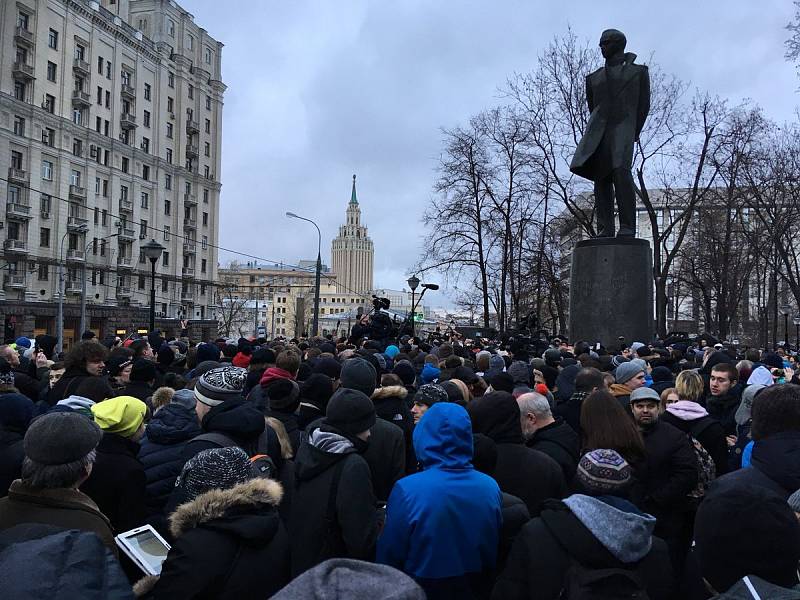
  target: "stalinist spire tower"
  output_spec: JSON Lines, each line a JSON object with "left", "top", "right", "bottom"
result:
{"left": 331, "top": 175, "right": 374, "bottom": 294}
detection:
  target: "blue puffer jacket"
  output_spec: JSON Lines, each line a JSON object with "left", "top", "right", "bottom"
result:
{"left": 377, "top": 403, "right": 502, "bottom": 597}
{"left": 138, "top": 403, "right": 201, "bottom": 516}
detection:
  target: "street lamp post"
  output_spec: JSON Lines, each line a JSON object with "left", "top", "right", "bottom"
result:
{"left": 407, "top": 275, "right": 420, "bottom": 338}
{"left": 286, "top": 212, "right": 321, "bottom": 337}
{"left": 56, "top": 223, "right": 88, "bottom": 355}
{"left": 794, "top": 314, "right": 800, "bottom": 352}
{"left": 80, "top": 233, "right": 119, "bottom": 337}
{"left": 780, "top": 304, "right": 793, "bottom": 349}
{"left": 142, "top": 239, "right": 165, "bottom": 333}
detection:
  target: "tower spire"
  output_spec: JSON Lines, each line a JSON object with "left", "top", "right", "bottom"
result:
{"left": 350, "top": 174, "right": 358, "bottom": 205}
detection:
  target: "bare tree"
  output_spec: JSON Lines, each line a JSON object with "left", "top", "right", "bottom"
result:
{"left": 215, "top": 276, "right": 251, "bottom": 338}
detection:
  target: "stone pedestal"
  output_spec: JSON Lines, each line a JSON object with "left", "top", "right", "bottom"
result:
{"left": 569, "top": 237, "right": 653, "bottom": 349}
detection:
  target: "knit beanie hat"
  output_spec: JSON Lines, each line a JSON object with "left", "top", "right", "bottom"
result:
{"left": 340, "top": 358, "right": 377, "bottom": 397}
{"left": 611, "top": 355, "right": 629, "bottom": 369}
{"left": 314, "top": 357, "right": 342, "bottom": 380}
{"left": 615, "top": 361, "right": 644, "bottom": 385}
{"left": 507, "top": 361, "right": 531, "bottom": 385}
{"left": 487, "top": 371, "right": 514, "bottom": 393}
{"left": 0, "top": 392, "right": 35, "bottom": 431}
{"left": 251, "top": 348, "right": 276, "bottom": 365}
{"left": 392, "top": 361, "right": 416, "bottom": 386}
{"left": 324, "top": 388, "right": 376, "bottom": 435}
{"left": 300, "top": 373, "right": 334, "bottom": 411}
{"left": 194, "top": 366, "right": 247, "bottom": 407}
{"left": 415, "top": 384, "right": 448, "bottom": 407}
{"left": 384, "top": 345, "right": 400, "bottom": 359}
{"left": 420, "top": 363, "right": 441, "bottom": 384}
{"left": 575, "top": 449, "right": 633, "bottom": 495}
{"left": 14, "top": 337, "right": 31, "bottom": 349}
{"left": 90, "top": 395, "right": 147, "bottom": 438}
{"left": 789, "top": 489, "right": 800, "bottom": 514}
{"left": 489, "top": 354, "right": 506, "bottom": 371}
{"left": 195, "top": 342, "right": 221, "bottom": 364}
{"left": 178, "top": 447, "right": 253, "bottom": 501}
{"left": 694, "top": 486, "right": 800, "bottom": 592}
{"left": 24, "top": 412, "right": 102, "bottom": 465}
{"left": 106, "top": 354, "right": 133, "bottom": 377}
{"left": 130, "top": 358, "right": 157, "bottom": 383}
{"left": 171, "top": 388, "right": 197, "bottom": 410}
{"left": 266, "top": 378, "right": 301, "bottom": 413}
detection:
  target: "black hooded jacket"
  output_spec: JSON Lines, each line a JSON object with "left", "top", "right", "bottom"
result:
{"left": 181, "top": 399, "right": 267, "bottom": 462}
{"left": 705, "top": 383, "right": 744, "bottom": 436}
{"left": 712, "top": 432, "right": 800, "bottom": 499}
{"left": 469, "top": 392, "right": 566, "bottom": 516}
{"left": 371, "top": 385, "right": 416, "bottom": 475}
{"left": 289, "top": 425, "right": 380, "bottom": 577}
{"left": 525, "top": 418, "right": 579, "bottom": 482}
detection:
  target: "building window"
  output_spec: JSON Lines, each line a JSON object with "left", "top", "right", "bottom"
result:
{"left": 162, "top": 278, "right": 168, "bottom": 293}
{"left": 164, "top": 226, "right": 170, "bottom": 241}
{"left": 97, "top": 86, "right": 102, "bottom": 104}
{"left": 143, "top": 110, "right": 150, "bottom": 128}
{"left": 70, "top": 170, "right": 81, "bottom": 186}
{"left": 144, "top": 82, "right": 151, "bottom": 101}
{"left": 206, "top": 95, "right": 212, "bottom": 110}
{"left": 42, "top": 128, "right": 55, "bottom": 146}
{"left": 38, "top": 264, "right": 48, "bottom": 281}
{"left": 120, "top": 185, "right": 128, "bottom": 200}
{"left": 104, "top": 120, "right": 110, "bottom": 137}
{"left": 204, "top": 47, "right": 212, "bottom": 64}
{"left": 140, "top": 220, "right": 148, "bottom": 237}
{"left": 141, "top": 192, "right": 149, "bottom": 208}
{"left": 142, "top": 137, "right": 150, "bottom": 152}
{"left": 49, "top": 29, "right": 59, "bottom": 50}
{"left": 202, "top": 212, "right": 208, "bottom": 226}
{"left": 187, "top": 35, "right": 194, "bottom": 50}
{"left": 168, "top": 72, "right": 174, "bottom": 88}
{"left": 40, "top": 228, "right": 50, "bottom": 248}
{"left": 188, "top": 85, "right": 193, "bottom": 99}
{"left": 18, "top": 12, "right": 29, "bottom": 29}
{"left": 75, "top": 45, "right": 85, "bottom": 61}
{"left": 106, "top": 61, "right": 111, "bottom": 79}
{"left": 101, "top": 210, "right": 107, "bottom": 226}
{"left": 95, "top": 116, "right": 102, "bottom": 132}
{"left": 105, "top": 90, "right": 110, "bottom": 107}
{"left": 204, "top": 142, "right": 210, "bottom": 157}
{"left": 13, "top": 116, "right": 24, "bottom": 136}
{"left": 165, "top": 174, "right": 172, "bottom": 190}
{"left": 203, "top": 189, "right": 209, "bottom": 203}
{"left": 122, "top": 157, "right": 129, "bottom": 173}
{"left": 72, "top": 109, "right": 83, "bottom": 125}
{"left": 44, "top": 95, "right": 55, "bottom": 114}
{"left": 166, "top": 148, "right": 173, "bottom": 163}
{"left": 47, "top": 62, "right": 57, "bottom": 82}
{"left": 41, "top": 160, "right": 53, "bottom": 181}
{"left": 121, "top": 70, "right": 130, "bottom": 86}
{"left": 142, "top": 165, "right": 150, "bottom": 180}
{"left": 138, "top": 275, "right": 146, "bottom": 290}
{"left": 166, "top": 122, "right": 173, "bottom": 138}
{"left": 203, "top": 165, "right": 210, "bottom": 178}
{"left": 205, "top": 119, "right": 211, "bottom": 134}
{"left": 162, "top": 252, "right": 169, "bottom": 267}
{"left": 201, "top": 236, "right": 208, "bottom": 249}
{"left": 94, "top": 207, "right": 99, "bottom": 224}
{"left": 201, "top": 259, "right": 207, "bottom": 273}
{"left": 167, "top": 19, "right": 175, "bottom": 37}
{"left": 10, "top": 152, "right": 22, "bottom": 170}
{"left": 97, "top": 56, "right": 103, "bottom": 74}
{"left": 167, "top": 97, "right": 174, "bottom": 113}
{"left": 72, "top": 138, "right": 82, "bottom": 156}
{"left": 164, "top": 199, "right": 171, "bottom": 215}
{"left": 40, "top": 194, "right": 52, "bottom": 213}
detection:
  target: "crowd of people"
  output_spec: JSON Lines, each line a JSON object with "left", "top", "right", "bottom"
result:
{"left": 0, "top": 328, "right": 799, "bottom": 599}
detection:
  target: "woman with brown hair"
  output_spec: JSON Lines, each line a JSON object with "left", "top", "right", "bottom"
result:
{"left": 580, "top": 389, "right": 646, "bottom": 467}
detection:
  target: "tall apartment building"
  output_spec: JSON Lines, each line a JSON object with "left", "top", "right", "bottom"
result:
{"left": 0, "top": 0, "right": 224, "bottom": 345}
{"left": 331, "top": 175, "right": 374, "bottom": 295}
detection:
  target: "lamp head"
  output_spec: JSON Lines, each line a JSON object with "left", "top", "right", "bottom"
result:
{"left": 142, "top": 238, "right": 165, "bottom": 261}
{"left": 407, "top": 275, "right": 420, "bottom": 291}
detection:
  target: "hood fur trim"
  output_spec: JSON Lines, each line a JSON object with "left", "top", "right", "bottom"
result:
{"left": 169, "top": 477, "right": 283, "bottom": 539}
{"left": 371, "top": 385, "right": 408, "bottom": 400}
{"left": 133, "top": 575, "right": 159, "bottom": 597}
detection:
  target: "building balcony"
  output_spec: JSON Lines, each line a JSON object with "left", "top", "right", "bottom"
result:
{"left": 12, "top": 61, "right": 34, "bottom": 80}
{"left": 181, "top": 289, "right": 194, "bottom": 302}
{"left": 69, "top": 185, "right": 87, "bottom": 199}
{"left": 118, "top": 228, "right": 136, "bottom": 241}
{"left": 184, "top": 193, "right": 197, "bottom": 206}
{"left": 6, "top": 202, "right": 31, "bottom": 220}
{"left": 183, "top": 216, "right": 197, "bottom": 229}
{"left": 186, "top": 119, "right": 199, "bottom": 135}
{"left": 3, "top": 240, "right": 28, "bottom": 254}
{"left": 185, "top": 144, "right": 199, "bottom": 159}
{"left": 121, "top": 83, "right": 135, "bottom": 100}
{"left": 66, "top": 280, "right": 83, "bottom": 295}
{"left": 183, "top": 241, "right": 196, "bottom": 253}
{"left": 120, "top": 113, "right": 137, "bottom": 129}
{"left": 72, "top": 58, "right": 90, "bottom": 76}
{"left": 66, "top": 249, "right": 85, "bottom": 262}
{"left": 182, "top": 267, "right": 195, "bottom": 278}
{"left": 14, "top": 26, "right": 34, "bottom": 47}
{"left": 67, "top": 215, "right": 88, "bottom": 231}
{"left": 71, "top": 89, "right": 91, "bottom": 108}
{"left": 117, "top": 257, "right": 133, "bottom": 270}
{"left": 3, "top": 274, "right": 26, "bottom": 289}
{"left": 119, "top": 198, "right": 133, "bottom": 213}
{"left": 7, "top": 167, "right": 28, "bottom": 183}
{"left": 116, "top": 286, "right": 132, "bottom": 298}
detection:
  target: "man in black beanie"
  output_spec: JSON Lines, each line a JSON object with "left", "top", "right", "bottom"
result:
{"left": 118, "top": 358, "right": 157, "bottom": 402}
{"left": 290, "top": 387, "right": 382, "bottom": 577}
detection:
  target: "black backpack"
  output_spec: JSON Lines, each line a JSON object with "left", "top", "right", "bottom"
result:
{"left": 192, "top": 431, "right": 278, "bottom": 481}
{"left": 561, "top": 561, "right": 650, "bottom": 600}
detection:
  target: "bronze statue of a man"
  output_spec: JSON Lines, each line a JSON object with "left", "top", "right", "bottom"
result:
{"left": 570, "top": 29, "right": 650, "bottom": 237}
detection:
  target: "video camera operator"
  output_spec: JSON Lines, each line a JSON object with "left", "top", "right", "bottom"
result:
{"left": 349, "top": 296, "right": 396, "bottom": 349}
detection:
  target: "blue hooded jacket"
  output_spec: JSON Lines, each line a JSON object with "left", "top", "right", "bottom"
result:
{"left": 377, "top": 402, "right": 502, "bottom": 580}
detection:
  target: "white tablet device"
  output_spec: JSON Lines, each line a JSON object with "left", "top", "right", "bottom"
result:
{"left": 115, "top": 525, "right": 171, "bottom": 576}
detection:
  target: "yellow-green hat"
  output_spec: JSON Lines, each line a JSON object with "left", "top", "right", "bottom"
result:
{"left": 91, "top": 395, "right": 147, "bottom": 438}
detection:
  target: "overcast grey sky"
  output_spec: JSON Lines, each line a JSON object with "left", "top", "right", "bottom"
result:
{"left": 183, "top": 0, "right": 797, "bottom": 305}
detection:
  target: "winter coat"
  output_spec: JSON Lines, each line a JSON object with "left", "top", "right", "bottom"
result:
{"left": 377, "top": 403, "right": 502, "bottom": 599}
{"left": 270, "top": 410, "right": 301, "bottom": 457}
{"left": 0, "top": 429, "right": 24, "bottom": 497}
{"left": 492, "top": 495, "right": 674, "bottom": 600}
{"left": 0, "top": 480, "right": 116, "bottom": 553}
{"left": 371, "top": 385, "right": 416, "bottom": 474}
{"left": 134, "top": 478, "right": 290, "bottom": 600}
{"left": 180, "top": 398, "right": 269, "bottom": 463}
{"left": 118, "top": 381, "right": 155, "bottom": 404}
{"left": 717, "top": 575, "right": 800, "bottom": 599}
{"left": 0, "top": 524, "right": 133, "bottom": 600}
{"left": 555, "top": 391, "right": 587, "bottom": 436}
{"left": 46, "top": 366, "right": 92, "bottom": 404}
{"left": 662, "top": 400, "right": 729, "bottom": 476}
{"left": 362, "top": 417, "right": 406, "bottom": 501}
{"left": 525, "top": 418, "right": 579, "bottom": 482}
{"left": 498, "top": 493, "right": 530, "bottom": 574}
{"left": 705, "top": 384, "right": 744, "bottom": 436}
{"left": 712, "top": 432, "right": 800, "bottom": 499}
{"left": 138, "top": 404, "right": 201, "bottom": 517}
{"left": 289, "top": 426, "right": 381, "bottom": 577}
{"left": 609, "top": 383, "right": 632, "bottom": 407}
{"left": 80, "top": 432, "right": 147, "bottom": 533}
